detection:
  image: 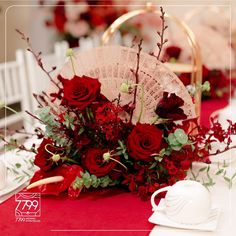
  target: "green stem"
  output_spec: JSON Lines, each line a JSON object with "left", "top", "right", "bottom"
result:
{"left": 5, "top": 106, "right": 18, "bottom": 114}
{"left": 70, "top": 56, "right": 76, "bottom": 76}
{"left": 137, "top": 84, "right": 144, "bottom": 123}
{"left": 44, "top": 144, "right": 55, "bottom": 156}
{"left": 151, "top": 116, "right": 159, "bottom": 125}
{"left": 64, "top": 157, "right": 79, "bottom": 164}
{"left": 110, "top": 157, "right": 128, "bottom": 171}
{"left": 45, "top": 144, "right": 64, "bottom": 156}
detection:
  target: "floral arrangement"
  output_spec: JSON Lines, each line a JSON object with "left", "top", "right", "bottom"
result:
{"left": 3, "top": 9, "right": 236, "bottom": 201}
{"left": 163, "top": 45, "right": 234, "bottom": 99}
{"left": 41, "top": 0, "right": 141, "bottom": 47}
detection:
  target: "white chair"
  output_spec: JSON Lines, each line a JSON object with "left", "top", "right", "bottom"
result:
{"left": 0, "top": 50, "right": 32, "bottom": 131}
{"left": 24, "top": 41, "right": 69, "bottom": 113}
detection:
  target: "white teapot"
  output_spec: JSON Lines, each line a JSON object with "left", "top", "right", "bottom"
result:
{"left": 151, "top": 180, "right": 211, "bottom": 224}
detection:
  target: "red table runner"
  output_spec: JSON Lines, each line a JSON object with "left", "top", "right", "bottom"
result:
{"left": 0, "top": 99, "right": 228, "bottom": 236}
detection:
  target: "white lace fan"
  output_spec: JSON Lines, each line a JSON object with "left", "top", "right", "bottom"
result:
{"left": 60, "top": 45, "right": 196, "bottom": 123}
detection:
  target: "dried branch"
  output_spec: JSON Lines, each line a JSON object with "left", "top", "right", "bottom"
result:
{"left": 15, "top": 29, "right": 60, "bottom": 89}
{"left": 25, "top": 110, "right": 44, "bottom": 124}
{"left": 152, "top": 7, "right": 168, "bottom": 61}
{"left": 130, "top": 39, "right": 143, "bottom": 123}
{"left": 131, "top": 36, "right": 137, "bottom": 48}
{"left": 1, "top": 136, "right": 36, "bottom": 153}
{"left": 33, "top": 93, "right": 44, "bottom": 108}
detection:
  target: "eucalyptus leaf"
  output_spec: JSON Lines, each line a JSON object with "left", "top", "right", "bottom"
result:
{"left": 174, "top": 129, "right": 188, "bottom": 144}
{"left": 168, "top": 133, "right": 179, "bottom": 146}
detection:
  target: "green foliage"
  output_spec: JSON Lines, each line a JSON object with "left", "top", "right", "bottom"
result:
{"left": 36, "top": 107, "right": 71, "bottom": 146}
{"left": 15, "top": 163, "right": 21, "bottom": 169}
{"left": 4, "top": 138, "right": 18, "bottom": 151}
{"left": 151, "top": 148, "right": 167, "bottom": 162}
{"left": 167, "top": 128, "right": 188, "bottom": 151}
{"left": 86, "top": 107, "right": 94, "bottom": 121}
{"left": 74, "top": 171, "right": 118, "bottom": 190}
{"left": 202, "top": 81, "right": 211, "bottom": 93}
{"left": 72, "top": 176, "right": 84, "bottom": 190}
{"left": 7, "top": 156, "right": 35, "bottom": 183}
{"left": 63, "top": 113, "right": 75, "bottom": 130}
{"left": 189, "top": 161, "right": 236, "bottom": 190}
{"left": 116, "top": 140, "right": 129, "bottom": 159}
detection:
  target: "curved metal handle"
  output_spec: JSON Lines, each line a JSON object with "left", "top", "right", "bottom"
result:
{"left": 101, "top": 3, "right": 202, "bottom": 117}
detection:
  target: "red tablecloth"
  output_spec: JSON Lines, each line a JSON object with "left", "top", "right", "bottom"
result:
{"left": 0, "top": 99, "right": 228, "bottom": 236}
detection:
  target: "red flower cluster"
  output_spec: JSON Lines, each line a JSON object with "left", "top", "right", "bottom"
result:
{"left": 179, "top": 66, "right": 230, "bottom": 99}
{"left": 95, "top": 102, "right": 124, "bottom": 141}
{"left": 27, "top": 74, "right": 235, "bottom": 200}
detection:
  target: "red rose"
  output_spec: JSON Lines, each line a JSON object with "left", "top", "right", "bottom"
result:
{"left": 127, "top": 124, "right": 163, "bottom": 161}
{"left": 61, "top": 75, "right": 101, "bottom": 110}
{"left": 28, "top": 165, "right": 83, "bottom": 196}
{"left": 82, "top": 148, "right": 119, "bottom": 177}
{"left": 155, "top": 92, "right": 187, "bottom": 120}
{"left": 34, "top": 139, "right": 55, "bottom": 171}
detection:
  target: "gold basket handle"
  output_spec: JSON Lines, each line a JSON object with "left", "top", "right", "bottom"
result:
{"left": 101, "top": 3, "right": 202, "bottom": 117}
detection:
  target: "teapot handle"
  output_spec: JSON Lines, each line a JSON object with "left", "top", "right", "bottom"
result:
{"left": 151, "top": 186, "right": 171, "bottom": 211}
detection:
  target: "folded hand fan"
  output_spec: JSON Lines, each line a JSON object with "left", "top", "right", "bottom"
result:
{"left": 60, "top": 45, "right": 196, "bottom": 123}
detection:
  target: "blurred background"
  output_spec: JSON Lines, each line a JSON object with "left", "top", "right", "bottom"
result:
{"left": 1, "top": 0, "right": 236, "bottom": 133}
{"left": 1, "top": 0, "right": 236, "bottom": 63}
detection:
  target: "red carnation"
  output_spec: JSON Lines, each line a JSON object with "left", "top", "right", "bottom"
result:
{"left": 127, "top": 124, "right": 163, "bottom": 161}
{"left": 61, "top": 75, "right": 101, "bottom": 110}
{"left": 95, "top": 102, "right": 123, "bottom": 141}
{"left": 155, "top": 92, "right": 187, "bottom": 120}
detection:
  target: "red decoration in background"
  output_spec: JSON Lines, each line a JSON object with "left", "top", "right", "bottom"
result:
{"left": 164, "top": 45, "right": 232, "bottom": 99}
{"left": 53, "top": 1, "right": 67, "bottom": 32}
{"left": 44, "top": 1, "right": 130, "bottom": 47}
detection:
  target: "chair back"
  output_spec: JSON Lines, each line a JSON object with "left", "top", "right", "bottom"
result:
{"left": 25, "top": 41, "right": 69, "bottom": 112}
{"left": 0, "top": 50, "right": 31, "bottom": 131}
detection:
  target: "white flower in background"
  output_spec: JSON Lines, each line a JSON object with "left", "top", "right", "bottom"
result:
{"left": 200, "top": 7, "right": 230, "bottom": 38}
{"left": 186, "top": 85, "right": 196, "bottom": 97}
{"left": 65, "top": 20, "right": 90, "bottom": 38}
{"left": 65, "top": 1, "right": 88, "bottom": 21}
